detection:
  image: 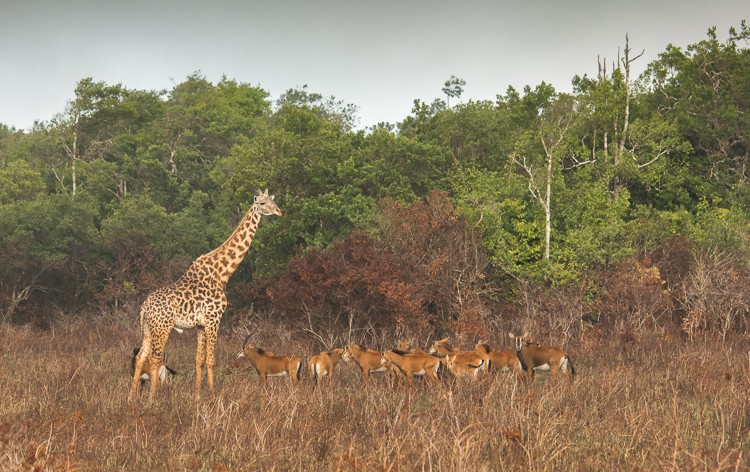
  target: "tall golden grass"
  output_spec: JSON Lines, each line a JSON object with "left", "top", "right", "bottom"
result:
{"left": 1, "top": 316, "right": 748, "bottom": 471}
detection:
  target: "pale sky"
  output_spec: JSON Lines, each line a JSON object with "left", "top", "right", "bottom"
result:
{"left": 1, "top": 0, "right": 748, "bottom": 131}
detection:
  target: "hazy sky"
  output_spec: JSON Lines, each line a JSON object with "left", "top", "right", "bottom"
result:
{"left": 1, "top": 1, "right": 748, "bottom": 130}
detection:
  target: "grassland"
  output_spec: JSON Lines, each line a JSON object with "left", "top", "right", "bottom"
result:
{"left": 1, "top": 315, "right": 748, "bottom": 471}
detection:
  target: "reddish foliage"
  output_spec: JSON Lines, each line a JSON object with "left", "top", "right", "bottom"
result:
{"left": 595, "top": 257, "right": 672, "bottom": 333}
{"left": 263, "top": 190, "right": 493, "bottom": 341}
{"left": 267, "top": 231, "right": 427, "bottom": 337}
{"left": 648, "top": 235, "right": 694, "bottom": 290}
{"left": 379, "top": 191, "right": 492, "bottom": 337}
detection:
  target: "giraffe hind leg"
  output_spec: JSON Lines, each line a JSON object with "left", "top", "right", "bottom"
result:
{"left": 128, "top": 342, "right": 151, "bottom": 402}
{"left": 147, "top": 332, "right": 169, "bottom": 402}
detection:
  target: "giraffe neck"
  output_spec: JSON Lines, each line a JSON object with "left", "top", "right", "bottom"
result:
{"left": 194, "top": 204, "right": 262, "bottom": 287}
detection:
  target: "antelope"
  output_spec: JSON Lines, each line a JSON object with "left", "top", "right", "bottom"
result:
{"left": 131, "top": 347, "right": 177, "bottom": 388}
{"left": 396, "top": 340, "right": 429, "bottom": 356}
{"left": 509, "top": 333, "right": 576, "bottom": 383}
{"left": 474, "top": 340, "right": 522, "bottom": 374}
{"left": 444, "top": 354, "right": 485, "bottom": 379}
{"left": 236, "top": 337, "right": 302, "bottom": 385}
{"left": 343, "top": 344, "right": 391, "bottom": 384}
{"left": 384, "top": 350, "right": 441, "bottom": 385}
{"left": 309, "top": 348, "right": 345, "bottom": 386}
{"left": 429, "top": 337, "right": 488, "bottom": 377}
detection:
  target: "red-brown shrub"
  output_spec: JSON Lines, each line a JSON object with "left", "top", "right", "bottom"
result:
{"left": 263, "top": 191, "right": 494, "bottom": 344}
{"left": 676, "top": 248, "right": 750, "bottom": 339}
{"left": 266, "top": 231, "right": 427, "bottom": 342}
{"left": 595, "top": 257, "right": 672, "bottom": 334}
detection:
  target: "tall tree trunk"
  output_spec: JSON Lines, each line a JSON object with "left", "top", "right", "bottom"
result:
{"left": 614, "top": 34, "right": 644, "bottom": 196}
{"left": 62, "top": 116, "right": 80, "bottom": 197}
{"left": 544, "top": 153, "right": 552, "bottom": 260}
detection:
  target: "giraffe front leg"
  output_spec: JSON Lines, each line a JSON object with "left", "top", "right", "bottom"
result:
{"left": 195, "top": 328, "right": 206, "bottom": 400}
{"left": 204, "top": 324, "right": 219, "bottom": 395}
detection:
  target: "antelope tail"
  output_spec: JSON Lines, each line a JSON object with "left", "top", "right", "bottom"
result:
{"left": 468, "top": 359, "right": 484, "bottom": 369}
{"left": 296, "top": 361, "right": 303, "bottom": 382}
{"left": 567, "top": 356, "right": 576, "bottom": 380}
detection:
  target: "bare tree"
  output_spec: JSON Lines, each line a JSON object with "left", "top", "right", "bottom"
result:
{"left": 512, "top": 95, "right": 576, "bottom": 260}
{"left": 442, "top": 75, "right": 466, "bottom": 108}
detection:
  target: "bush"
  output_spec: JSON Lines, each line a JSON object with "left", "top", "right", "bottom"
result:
{"left": 262, "top": 191, "right": 495, "bottom": 345}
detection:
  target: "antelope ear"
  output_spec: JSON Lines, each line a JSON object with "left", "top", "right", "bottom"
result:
{"left": 508, "top": 333, "right": 515, "bottom": 338}
{"left": 439, "top": 337, "right": 449, "bottom": 343}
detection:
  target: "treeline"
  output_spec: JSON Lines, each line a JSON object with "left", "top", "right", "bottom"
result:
{"left": 2, "top": 23, "right": 750, "bottom": 340}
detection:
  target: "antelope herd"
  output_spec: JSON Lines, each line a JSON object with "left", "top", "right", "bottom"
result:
{"left": 130, "top": 332, "right": 576, "bottom": 394}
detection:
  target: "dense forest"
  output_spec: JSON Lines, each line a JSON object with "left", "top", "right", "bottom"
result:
{"left": 2, "top": 23, "right": 750, "bottom": 343}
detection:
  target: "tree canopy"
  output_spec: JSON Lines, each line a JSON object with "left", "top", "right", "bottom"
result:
{"left": 3, "top": 24, "right": 750, "bottom": 338}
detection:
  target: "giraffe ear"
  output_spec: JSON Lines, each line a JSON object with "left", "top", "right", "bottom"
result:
{"left": 270, "top": 194, "right": 275, "bottom": 200}
{"left": 254, "top": 195, "right": 259, "bottom": 203}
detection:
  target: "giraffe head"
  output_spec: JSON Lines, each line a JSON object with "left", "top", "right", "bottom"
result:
{"left": 254, "top": 189, "right": 282, "bottom": 216}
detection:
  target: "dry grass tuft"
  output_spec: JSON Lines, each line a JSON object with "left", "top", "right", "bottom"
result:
{"left": 1, "top": 318, "right": 748, "bottom": 470}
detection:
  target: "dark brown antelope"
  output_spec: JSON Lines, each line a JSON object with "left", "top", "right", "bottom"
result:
{"left": 131, "top": 347, "right": 177, "bottom": 390}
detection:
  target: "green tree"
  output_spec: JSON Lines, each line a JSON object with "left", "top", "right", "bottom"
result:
{"left": 645, "top": 23, "right": 750, "bottom": 192}
{"left": 0, "top": 196, "right": 99, "bottom": 321}
{"left": 0, "top": 160, "right": 45, "bottom": 204}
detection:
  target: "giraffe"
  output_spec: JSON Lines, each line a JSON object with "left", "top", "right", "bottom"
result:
{"left": 128, "top": 189, "right": 282, "bottom": 402}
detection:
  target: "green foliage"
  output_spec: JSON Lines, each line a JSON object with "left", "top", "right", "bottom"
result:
{"left": 342, "top": 129, "right": 451, "bottom": 200}
{"left": 451, "top": 167, "right": 542, "bottom": 278}
{"left": 0, "top": 160, "right": 45, "bottom": 204}
{"left": 0, "top": 196, "right": 99, "bottom": 319}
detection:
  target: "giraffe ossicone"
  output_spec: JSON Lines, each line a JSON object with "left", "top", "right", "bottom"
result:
{"left": 128, "top": 189, "right": 281, "bottom": 402}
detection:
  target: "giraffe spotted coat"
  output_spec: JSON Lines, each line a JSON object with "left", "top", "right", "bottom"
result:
{"left": 128, "top": 190, "right": 281, "bottom": 402}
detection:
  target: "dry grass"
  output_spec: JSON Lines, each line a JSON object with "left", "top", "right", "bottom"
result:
{"left": 1, "top": 318, "right": 748, "bottom": 471}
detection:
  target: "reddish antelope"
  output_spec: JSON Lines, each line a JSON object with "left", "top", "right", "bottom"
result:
{"left": 429, "top": 337, "right": 488, "bottom": 377}
{"left": 509, "top": 333, "right": 576, "bottom": 383}
{"left": 396, "top": 340, "right": 429, "bottom": 356}
{"left": 444, "top": 353, "right": 485, "bottom": 379}
{"left": 236, "top": 337, "right": 302, "bottom": 386}
{"left": 131, "top": 347, "right": 177, "bottom": 389}
{"left": 309, "top": 348, "right": 345, "bottom": 386}
{"left": 384, "top": 350, "right": 441, "bottom": 385}
{"left": 474, "top": 340, "right": 522, "bottom": 374}
{"left": 343, "top": 344, "right": 391, "bottom": 384}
